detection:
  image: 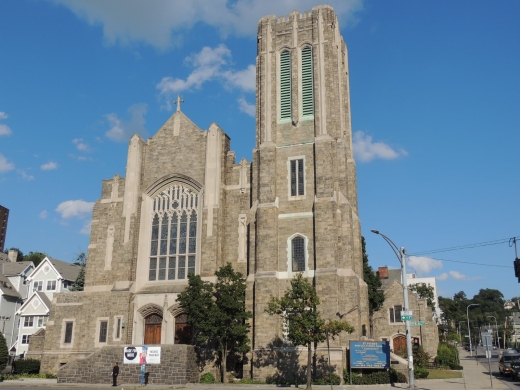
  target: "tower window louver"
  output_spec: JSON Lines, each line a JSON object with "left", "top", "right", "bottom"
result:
{"left": 280, "top": 50, "right": 291, "bottom": 120}
{"left": 301, "top": 46, "right": 314, "bottom": 118}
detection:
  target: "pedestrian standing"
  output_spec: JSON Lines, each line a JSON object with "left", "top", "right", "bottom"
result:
{"left": 112, "top": 361, "right": 119, "bottom": 387}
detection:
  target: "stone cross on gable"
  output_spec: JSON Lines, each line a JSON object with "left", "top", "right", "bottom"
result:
{"left": 174, "top": 95, "right": 184, "bottom": 112}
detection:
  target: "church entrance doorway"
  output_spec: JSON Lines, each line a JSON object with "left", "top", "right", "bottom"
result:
{"left": 144, "top": 313, "right": 162, "bottom": 344}
{"left": 174, "top": 314, "right": 193, "bottom": 344}
{"left": 393, "top": 335, "right": 406, "bottom": 356}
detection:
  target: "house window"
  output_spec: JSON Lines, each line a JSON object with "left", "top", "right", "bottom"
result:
{"left": 389, "top": 305, "right": 403, "bottom": 323}
{"left": 291, "top": 236, "right": 305, "bottom": 272}
{"left": 33, "top": 281, "right": 43, "bottom": 292}
{"left": 280, "top": 50, "right": 292, "bottom": 121}
{"left": 290, "top": 159, "right": 304, "bottom": 197}
{"left": 46, "top": 280, "right": 56, "bottom": 291}
{"left": 24, "top": 316, "right": 34, "bottom": 327}
{"left": 301, "top": 46, "right": 314, "bottom": 118}
{"left": 114, "top": 317, "right": 122, "bottom": 340}
{"left": 64, "top": 322, "right": 73, "bottom": 344}
{"left": 99, "top": 320, "right": 108, "bottom": 343}
{"left": 149, "top": 185, "right": 198, "bottom": 281}
{"left": 21, "top": 335, "right": 30, "bottom": 344}
{"left": 37, "top": 316, "right": 47, "bottom": 327}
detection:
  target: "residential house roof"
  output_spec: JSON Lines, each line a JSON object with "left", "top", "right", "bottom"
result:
{"left": 44, "top": 257, "right": 81, "bottom": 282}
{"left": 0, "top": 260, "right": 33, "bottom": 276}
{"left": 0, "top": 272, "right": 21, "bottom": 299}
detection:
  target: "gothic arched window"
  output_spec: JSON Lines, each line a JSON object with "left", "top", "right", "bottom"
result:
{"left": 291, "top": 236, "right": 305, "bottom": 272}
{"left": 149, "top": 184, "right": 198, "bottom": 281}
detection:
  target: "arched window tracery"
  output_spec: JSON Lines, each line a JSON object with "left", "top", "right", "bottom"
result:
{"left": 149, "top": 184, "right": 198, "bottom": 281}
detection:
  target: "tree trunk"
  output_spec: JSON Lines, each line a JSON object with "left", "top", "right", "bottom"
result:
{"left": 222, "top": 344, "right": 227, "bottom": 383}
{"left": 306, "top": 342, "right": 312, "bottom": 389}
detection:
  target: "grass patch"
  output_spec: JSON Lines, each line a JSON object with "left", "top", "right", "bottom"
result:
{"left": 426, "top": 369, "right": 463, "bottom": 379}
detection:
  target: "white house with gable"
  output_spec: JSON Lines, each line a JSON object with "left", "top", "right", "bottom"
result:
{"left": 14, "top": 257, "right": 81, "bottom": 356}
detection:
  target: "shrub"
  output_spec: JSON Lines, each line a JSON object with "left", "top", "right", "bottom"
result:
{"left": 312, "top": 371, "right": 341, "bottom": 385}
{"left": 435, "top": 342, "right": 459, "bottom": 367}
{"left": 413, "top": 346, "right": 431, "bottom": 368}
{"left": 449, "top": 363, "right": 463, "bottom": 370}
{"left": 0, "top": 334, "right": 8, "bottom": 372}
{"left": 237, "top": 378, "right": 265, "bottom": 384}
{"left": 199, "top": 372, "right": 215, "bottom": 383}
{"left": 343, "top": 368, "right": 407, "bottom": 385}
{"left": 414, "top": 366, "right": 429, "bottom": 379}
{"left": 13, "top": 359, "right": 40, "bottom": 374}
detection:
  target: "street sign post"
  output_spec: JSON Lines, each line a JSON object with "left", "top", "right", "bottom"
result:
{"left": 481, "top": 331, "right": 493, "bottom": 388}
{"left": 409, "top": 321, "right": 425, "bottom": 326}
{"left": 401, "top": 310, "right": 413, "bottom": 321}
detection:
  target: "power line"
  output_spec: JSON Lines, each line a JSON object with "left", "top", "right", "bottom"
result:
{"left": 412, "top": 255, "right": 512, "bottom": 269}
{"left": 409, "top": 237, "right": 517, "bottom": 256}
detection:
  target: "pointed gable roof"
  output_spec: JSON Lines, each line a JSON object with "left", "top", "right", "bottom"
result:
{"left": 0, "top": 272, "right": 21, "bottom": 299}
{"left": 16, "top": 291, "right": 51, "bottom": 315}
{"left": 27, "top": 256, "right": 81, "bottom": 283}
{"left": 0, "top": 260, "right": 34, "bottom": 277}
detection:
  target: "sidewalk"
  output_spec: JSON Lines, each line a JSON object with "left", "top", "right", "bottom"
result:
{"left": 0, "top": 348, "right": 511, "bottom": 389}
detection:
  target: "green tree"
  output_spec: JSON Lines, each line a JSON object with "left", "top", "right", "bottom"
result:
{"left": 177, "top": 263, "right": 251, "bottom": 383}
{"left": 361, "top": 237, "right": 385, "bottom": 315}
{"left": 409, "top": 283, "right": 436, "bottom": 310}
{"left": 266, "top": 273, "right": 354, "bottom": 389}
{"left": 3, "top": 248, "right": 24, "bottom": 262}
{"left": 71, "top": 253, "right": 87, "bottom": 291}
{"left": 0, "top": 332, "right": 8, "bottom": 372}
{"left": 22, "top": 252, "right": 46, "bottom": 267}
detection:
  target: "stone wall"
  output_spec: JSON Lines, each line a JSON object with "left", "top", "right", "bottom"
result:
{"left": 372, "top": 281, "right": 439, "bottom": 358}
{"left": 57, "top": 345, "right": 199, "bottom": 385}
{"left": 26, "top": 328, "right": 45, "bottom": 359}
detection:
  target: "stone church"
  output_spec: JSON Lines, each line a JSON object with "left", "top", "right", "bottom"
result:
{"left": 39, "top": 5, "right": 370, "bottom": 381}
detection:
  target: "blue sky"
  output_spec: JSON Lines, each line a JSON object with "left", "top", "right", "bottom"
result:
{"left": 1, "top": 0, "right": 519, "bottom": 301}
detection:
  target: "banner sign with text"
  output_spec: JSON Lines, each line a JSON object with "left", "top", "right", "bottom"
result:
{"left": 123, "top": 346, "right": 161, "bottom": 364}
{"left": 349, "top": 341, "right": 390, "bottom": 369}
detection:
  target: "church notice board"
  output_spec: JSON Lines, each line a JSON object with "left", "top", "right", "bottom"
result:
{"left": 349, "top": 341, "right": 390, "bottom": 369}
{"left": 123, "top": 346, "right": 161, "bottom": 364}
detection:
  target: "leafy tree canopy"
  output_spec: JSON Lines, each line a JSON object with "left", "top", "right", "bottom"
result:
{"left": 71, "top": 253, "right": 87, "bottom": 291}
{"left": 22, "top": 252, "right": 46, "bottom": 267}
{"left": 361, "top": 237, "right": 385, "bottom": 315}
{"left": 177, "top": 263, "right": 251, "bottom": 383}
{"left": 266, "top": 273, "right": 354, "bottom": 389}
{"left": 409, "top": 283, "right": 436, "bottom": 310}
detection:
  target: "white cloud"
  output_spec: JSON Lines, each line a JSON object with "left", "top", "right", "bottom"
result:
{"left": 0, "top": 154, "right": 14, "bottom": 173}
{"left": 56, "top": 199, "right": 95, "bottom": 219}
{"left": 157, "top": 45, "right": 255, "bottom": 111}
{"left": 39, "top": 210, "right": 48, "bottom": 219}
{"left": 437, "top": 270, "right": 481, "bottom": 281}
{"left": 408, "top": 256, "right": 443, "bottom": 276}
{"left": 18, "top": 169, "right": 34, "bottom": 181}
{"left": 0, "top": 124, "right": 12, "bottom": 137}
{"left": 41, "top": 161, "right": 58, "bottom": 171}
{"left": 0, "top": 112, "right": 7, "bottom": 119}
{"left": 80, "top": 220, "right": 92, "bottom": 235}
{"left": 105, "top": 103, "right": 148, "bottom": 142}
{"left": 72, "top": 138, "right": 90, "bottom": 151}
{"left": 238, "top": 97, "right": 255, "bottom": 117}
{"left": 50, "top": 0, "right": 363, "bottom": 50}
{"left": 353, "top": 131, "right": 408, "bottom": 163}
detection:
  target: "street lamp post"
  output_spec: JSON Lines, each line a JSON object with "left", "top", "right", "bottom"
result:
{"left": 487, "top": 316, "right": 499, "bottom": 349}
{"left": 371, "top": 230, "right": 414, "bottom": 389}
{"left": 467, "top": 304, "right": 480, "bottom": 357}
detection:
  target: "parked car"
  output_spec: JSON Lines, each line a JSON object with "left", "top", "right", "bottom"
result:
{"left": 499, "top": 350, "right": 520, "bottom": 376}
{"left": 511, "top": 361, "right": 520, "bottom": 380}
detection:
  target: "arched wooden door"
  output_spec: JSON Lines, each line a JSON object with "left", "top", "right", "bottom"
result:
{"left": 393, "top": 335, "right": 406, "bottom": 356}
{"left": 174, "top": 314, "right": 193, "bottom": 344}
{"left": 144, "top": 313, "right": 162, "bottom": 344}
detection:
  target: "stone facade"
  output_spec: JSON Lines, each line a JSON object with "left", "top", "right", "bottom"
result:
{"left": 372, "top": 280, "right": 439, "bottom": 358}
{"left": 57, "top": 345, "right": 198, "bottom": 385}
{"left": 39, "top": 4, "right": 369, "bottom": 382}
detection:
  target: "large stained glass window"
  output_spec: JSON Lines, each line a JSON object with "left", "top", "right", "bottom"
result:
{"left": 149, "top": 184, "right": 198, "bottom": 281}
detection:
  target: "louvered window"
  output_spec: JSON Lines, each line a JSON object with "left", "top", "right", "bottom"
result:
{"left": 280, "top": 50, "right": 291, "bottom": 121}
{"left": 149, "top": 184, "right": 198, "bottom": 281}
{"left": 301, "top": 46, "right": 314, "bottom": 118}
